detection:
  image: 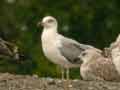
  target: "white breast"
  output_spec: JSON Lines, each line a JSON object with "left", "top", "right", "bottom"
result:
{"left": 41, "top": 30, "right": 75, "bottom": 68}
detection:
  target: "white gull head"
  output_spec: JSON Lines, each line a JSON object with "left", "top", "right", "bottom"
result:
{"left": 38, "top": 16, "right": 58, "bottom": 30}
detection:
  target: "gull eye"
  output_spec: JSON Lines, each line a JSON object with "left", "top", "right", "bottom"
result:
{"left": 47, "top": 19, "right": 54, "bottom": 23}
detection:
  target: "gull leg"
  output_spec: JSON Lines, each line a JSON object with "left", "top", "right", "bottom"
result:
{"left": 61, "top": 68, "right": 65, "bottom": 81}
{"left": 57, "top": 67, "right": 64, "bottom": 84}
{"left": 66, "top": 68, "right": 72, "bottom": 89}
{"left": 61, "top": 68, "right": 67, "bottom": 90}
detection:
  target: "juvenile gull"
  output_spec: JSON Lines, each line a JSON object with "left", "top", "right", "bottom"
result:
{"left": 79, "top": 48, "right": 120, "bottom": 81}
{"left": 109, "top": 34, "right": 120, "bottom": 75}
{"left": 0, "top": 38, "right": 19, "bottom": 60}
{"left": 37, "top": 16, "right": 99, "bottom": 88}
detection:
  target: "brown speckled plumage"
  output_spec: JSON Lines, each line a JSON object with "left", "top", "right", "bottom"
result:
{"left": 110, "top": 34, "right": 120, "bottom": 76}
{"left": 80, "top": 49, "right": 120, "bottom": 81}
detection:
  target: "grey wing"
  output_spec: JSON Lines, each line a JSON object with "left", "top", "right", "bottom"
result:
{"left": 58, "top": 36, "right": 94, "bottom": 64}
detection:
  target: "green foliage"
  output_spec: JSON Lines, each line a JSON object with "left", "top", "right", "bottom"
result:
{"left": 0, "top": 0, "right": 120, "bottom": 78}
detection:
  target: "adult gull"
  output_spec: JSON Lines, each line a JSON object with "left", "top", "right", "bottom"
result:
{"left": 37, "top": 16, "right": 100, "bottom": 89}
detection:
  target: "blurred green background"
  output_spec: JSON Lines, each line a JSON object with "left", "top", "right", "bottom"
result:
{"left": 0, "top": 0, "right": 120, "bottom": 78}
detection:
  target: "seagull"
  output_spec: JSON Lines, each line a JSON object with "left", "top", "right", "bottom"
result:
{"left": 79, "top": 48, "right": 120, "bottom": 81}
{"left": 109, "top": 34, "right": 120, "bottom": 75}
{"left": 0, "top": 38, "right": 19, "bottom": 60}
{"left": 37, "top": 16, "right": 100, "bottom": 88}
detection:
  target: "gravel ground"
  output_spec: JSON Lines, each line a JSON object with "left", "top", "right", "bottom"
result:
{"left": 0, "top": 73, "right": 120, "bottom": 90}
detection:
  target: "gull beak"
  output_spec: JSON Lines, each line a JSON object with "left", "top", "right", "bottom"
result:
{"left": 37, "top": 21, "right": 44, "bottom": 27}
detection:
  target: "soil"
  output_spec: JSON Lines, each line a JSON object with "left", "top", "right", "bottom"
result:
{"left": 0, "top": 73, "right": 120, "bottom": 90}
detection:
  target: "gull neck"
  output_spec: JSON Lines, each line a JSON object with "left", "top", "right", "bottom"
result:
{"left": 43, "top": 26, "right": 58, "bottom": 34}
